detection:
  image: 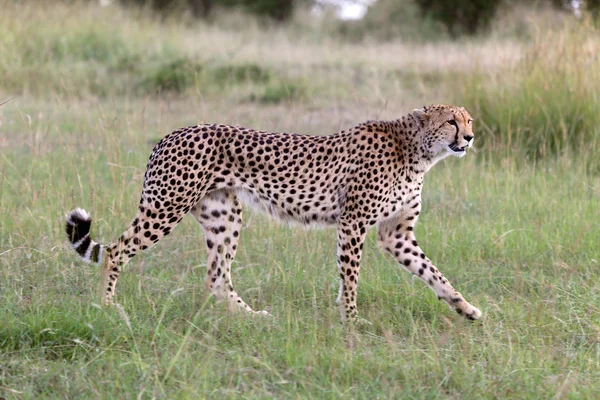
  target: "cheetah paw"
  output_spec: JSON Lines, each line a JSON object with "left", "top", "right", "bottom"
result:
{"left": 467, "top": 306, "right": 482, "bottom": 321}
{"left": 343, "top": 314, "right": 372, "bottom": 326}
{"left": 456, "top": 305, "right": 482, "bottom": 321}
{"left": 255, "top": 310, "right": 273, "bottom": 317}
{"left": 355, "top": 316, "right": 373, "bottom": 326}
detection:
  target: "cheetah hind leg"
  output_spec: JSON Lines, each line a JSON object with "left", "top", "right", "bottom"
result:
{"left": 101, "top": 205, "right": 185, "bottom": 306}
{"left": 191, "top": 189, "right": 271, "bottom": 317}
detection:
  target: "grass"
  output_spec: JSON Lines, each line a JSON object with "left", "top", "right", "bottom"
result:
{"left": 0, "top": 1, "right": 599, "bottom": 399}
{"left": 460, "top": 25, "right": 600, "bottom": 161}
{"left": 250, "top": 79, "right": 307, "bottom": 103}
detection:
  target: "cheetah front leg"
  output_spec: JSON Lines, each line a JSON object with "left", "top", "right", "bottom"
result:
{"left": 335, "top": 220, "right": 368, "bottom": 322}
{"left": 377, "top": 210, "right": 482, "bottom": 320}
{"left": 192, "top": 190, "right": 270, "bottom": 316}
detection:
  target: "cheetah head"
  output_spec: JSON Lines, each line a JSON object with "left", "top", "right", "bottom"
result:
{"left": 412, "top": 105, "right": 474, "bottom": 160}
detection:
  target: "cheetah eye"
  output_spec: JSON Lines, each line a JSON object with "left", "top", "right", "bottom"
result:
{"left": 447, "top": 120, "right": 458, "bottom": 128}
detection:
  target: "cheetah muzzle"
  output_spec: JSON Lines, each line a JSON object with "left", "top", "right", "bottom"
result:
{"left": 65, "top": 104, "right": 482, "bottom": 323}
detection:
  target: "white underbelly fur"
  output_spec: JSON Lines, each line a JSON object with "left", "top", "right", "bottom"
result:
{"left": 235, "top": 188, "right": 337, "bottom": 228}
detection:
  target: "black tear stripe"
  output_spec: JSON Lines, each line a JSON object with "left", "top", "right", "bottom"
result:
{"left": 451, "top": 121, "right": 459, "bottom": 148}
{"left": 453, "top": 121, "right": 459, "bottom": 141}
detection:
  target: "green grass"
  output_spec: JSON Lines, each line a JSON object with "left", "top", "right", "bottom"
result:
{"left": 1, "top": 1, "right": 599, "bottom": 399}
{"left": 250, "top": 79, "right": 307, "bottom": 104}
{"left": 1, "top": 96, "right": 598, "bottom": 399}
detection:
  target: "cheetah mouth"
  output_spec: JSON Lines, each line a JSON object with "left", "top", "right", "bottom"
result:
{"left": 448, "top": 143, "right": 467, "bottom": 154}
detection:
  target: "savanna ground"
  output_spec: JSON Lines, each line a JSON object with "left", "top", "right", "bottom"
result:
{"left": 0, "top": 1, "right": 599, "bottom": 398}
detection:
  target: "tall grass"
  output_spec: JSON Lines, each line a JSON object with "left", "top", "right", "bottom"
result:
{"left": 460, "top": 24, "right": 600, "bottom": 162}
{"left": 0, "top": 1, "right": 521, "bottom": 99}
{"left": 0, "top": 1, "right": 299, "bottom": 99}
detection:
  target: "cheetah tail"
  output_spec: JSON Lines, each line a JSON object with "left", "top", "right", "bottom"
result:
{"left": 65, "top": 208, "right": 104, "bottom": 264}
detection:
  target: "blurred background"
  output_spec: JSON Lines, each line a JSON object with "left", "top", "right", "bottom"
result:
{"left": 1, "top": 0, "right": 599, "bottom": 160}
{"left": 1, "top": 1, "right": 599, "bottom": 398}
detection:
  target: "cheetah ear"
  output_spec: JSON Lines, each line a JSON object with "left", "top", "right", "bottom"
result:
{"left": 412, "top": 109, "right": 430, "bottom": 129}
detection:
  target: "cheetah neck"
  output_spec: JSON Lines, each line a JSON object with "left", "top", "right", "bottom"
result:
{"left": 391, "top": 115, "right": 436, "bottom": 176}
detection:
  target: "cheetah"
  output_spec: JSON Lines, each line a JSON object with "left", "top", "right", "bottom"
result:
{"left": 65, "top": 104, "right": 482, "bottom": 321}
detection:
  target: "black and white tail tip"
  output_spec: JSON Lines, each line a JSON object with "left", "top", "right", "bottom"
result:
{"left": 65, "top": 208, "right": 103, "bottom": 264}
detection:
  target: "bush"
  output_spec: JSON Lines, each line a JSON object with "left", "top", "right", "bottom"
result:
{"left": 414, "top": 0, "right": 503, "bottom": 36}
{"left": 211, "top": 63, "right": 271, "bottom": 86}
{"left": 235, "top": 0, "right": 296, "bottom": 21}
{"left": 141, "top": 60, "right": 277, "bottom": 93}
{"left": 337, "top": 0, "right": 447, "bottom": 42}
{"left": 586, "top": 0, "right": 600, "bottom": 19}
{"left": 122, "top": 0, "right": 298, "bottom": 21}
{"left": 141, "top": 58, "right": 203, "bottom": 93}
{"left": 251, "top": 80, "right": 306, "bottom": 103}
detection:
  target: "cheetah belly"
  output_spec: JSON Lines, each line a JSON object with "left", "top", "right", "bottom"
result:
{"left": 235, "top": 188, "right": 293, "bottom": 223}
{"left": 234, "top": 187, "right": 342, "bottom": 227}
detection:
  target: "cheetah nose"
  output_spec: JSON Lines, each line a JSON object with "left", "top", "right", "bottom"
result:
{"left": 464, "top": 135, "right": 474, "bottom": 143}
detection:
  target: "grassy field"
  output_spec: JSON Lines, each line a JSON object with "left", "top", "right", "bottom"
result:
{"left": 1, "top": 1, "right": 599, "bottom": 399}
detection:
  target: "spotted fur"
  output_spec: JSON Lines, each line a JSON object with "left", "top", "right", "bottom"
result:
{"left": 65, "top": 104, "right": 481, "bottom": 321}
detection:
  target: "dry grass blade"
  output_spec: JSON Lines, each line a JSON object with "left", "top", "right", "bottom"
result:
{"left": 0, "top": 98, "right": 13, "bottom": 107}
